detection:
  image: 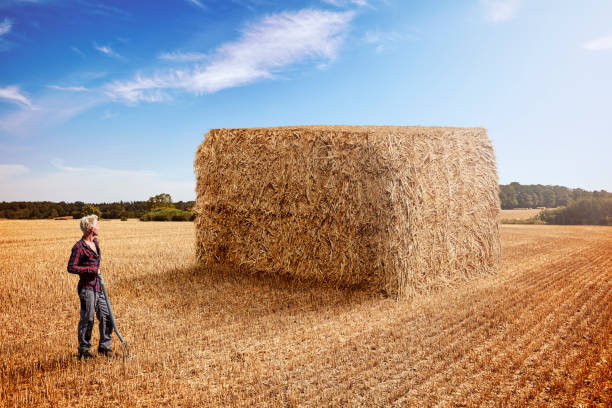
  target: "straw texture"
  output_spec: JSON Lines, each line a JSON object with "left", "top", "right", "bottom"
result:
{"left": 194, "top": 126, "right": 500, "bottom": 297}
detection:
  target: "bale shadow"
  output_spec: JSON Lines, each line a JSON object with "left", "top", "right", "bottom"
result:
{"left": 114, "top": 263, "right": 383, "bottom": 325}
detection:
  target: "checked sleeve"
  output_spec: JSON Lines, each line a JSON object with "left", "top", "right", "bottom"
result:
{"left": 67, "top": 244, "right": 98, "bottom": 276}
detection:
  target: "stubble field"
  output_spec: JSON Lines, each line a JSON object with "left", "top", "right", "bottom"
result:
{"left": 500, "top": 208, "right": 543, "bottom": 220}
{"left": 0, "top": 220, "right": 610, "bottom": 407}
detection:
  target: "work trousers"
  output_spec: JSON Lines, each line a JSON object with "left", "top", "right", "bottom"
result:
{"left": 78, "top": 288, "right": 113, "bottom": 352}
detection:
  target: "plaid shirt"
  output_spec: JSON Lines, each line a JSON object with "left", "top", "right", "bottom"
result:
{"left": 67, "top": 238, "right": 102, "bottom": 292}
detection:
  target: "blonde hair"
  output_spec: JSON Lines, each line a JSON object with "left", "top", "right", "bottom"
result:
{"left": 80, "top": 214, "right": 99, "bottom": 234}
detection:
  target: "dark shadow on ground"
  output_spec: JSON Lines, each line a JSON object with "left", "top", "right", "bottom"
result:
{"left": 113, "top": 264, "right": 385, "bottom": 325}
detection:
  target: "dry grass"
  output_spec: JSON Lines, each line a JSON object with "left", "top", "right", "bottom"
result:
{"left": 1, "top": 219, "right": 610, "bottom": 407}
{"left": 500, "top": 208, "right": 544, "bottom": 220}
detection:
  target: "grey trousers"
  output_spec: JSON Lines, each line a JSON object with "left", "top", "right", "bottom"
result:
{"left": 78, "top": 288, "right": 113, "bottom": 352}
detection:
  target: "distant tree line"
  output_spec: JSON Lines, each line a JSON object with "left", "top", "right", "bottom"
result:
{"left": 140, "top": 193, "right": 194, "bottom": 221}
{"left": 0, "top": 196, "right": 194, "bottom": 220}
{"left": 2, "top": 183, "right": 611, "bottom": 220}
{"left": 499, "top": 182, "right": 611, "bottom": 209}
{"left": 539, "top": 198, "right": 612, "bottom": 226}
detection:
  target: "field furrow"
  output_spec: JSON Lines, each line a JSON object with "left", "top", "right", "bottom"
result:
{"left": 447, "top": 248, "right": 612, "bottom": 404}
{"left": 383, "top": 247, "right": 610, "bottom": 406}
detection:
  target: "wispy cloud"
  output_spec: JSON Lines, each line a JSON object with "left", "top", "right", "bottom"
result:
{"left": 322, "top": 0, "right": 368, "bottom": 7}
{"left": 0, "top": 17, "right": 12, "bottom": 35}
{"left": 51, "top": 158, "right": 156, "bottom": 176}
{"left": 481, "top": 0, "right": 520, "bottom": 22}
{"left": 0, "top": 159, "right": 193, "bottom": 202}
{"left": 0, "top": 0, "right": 49, "bottom": 6}
{"left": 186, "top": 0, "right": 206, "bottom": 9}
{"left": 0, "top": 17, "right": 13, "bottom": 50}
{"left": 0, "top": 91, "right": 103, "bottom": 137}
{"left": 0, "top": 164, "right": 29, "bottom": 179}
{"left": 158, "top": 50, "right": 209, "bottom": 62}
{"left": 101, "top": 110, "right": 115, "bottom": 120}
{"left": 106, "top": 75, "right": 170, "bottom": 103}
{"left": 583, "top": 34, "right": 612, "bottom": 51}
{"left": 106, "top": 9, "right": 354, "bottom": 103}
{"left": 364, "top": 30, "right": 415, "bottom": 53}
{"left": 48, "top": 85, "right": 89, "bottom": 92}
{"left": 85, "top": 3, "right": 129, "bottom": 17}
{"left": 94, "top": 43, "right": 122, "bottom": 59}
{"left": 0, "top": 86, "right": 35, "bottom": 109}
{"left": 71, "top": 45, "right": 85, "bottom": 57}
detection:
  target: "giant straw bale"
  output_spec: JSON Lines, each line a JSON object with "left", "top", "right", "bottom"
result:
{"left": 194, "top": 126, "right": 500, "bottom": 297}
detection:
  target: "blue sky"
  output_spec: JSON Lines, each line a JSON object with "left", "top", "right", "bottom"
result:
{"left": 0, "top": 0, "right": 611, "bottom": 202}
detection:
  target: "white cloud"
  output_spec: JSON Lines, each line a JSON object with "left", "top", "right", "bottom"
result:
{"left": 94, "top": 43, "right": 122, "bottom": 58}
{"left": 51, "top": 158, "right": 156, "bottom": 176}
{"left": 583, "top": 34, "right": 612, "bottom": 51}
{"left": 0, "top": 160, "right": 195, "bottom": 202}
{"left": 86, "top": 3, "right": 129, "bottom": 17}
{"left": 481, "top": 0, "right": 520, "bottom": 22}
{"left": 106, "top": 74, "right": 171, "bottom": 103}
{"left": 48, "top": 85, "right": 89, "bottom": 92}
{"left": 0, "top": 86, "right": 35, "bottom": 109}
{"left": 0, "top": 0, "right": 53, "bottom": 6}
{"left": 364, "top": 30, "right": 415, "bottom": 53}
{"left": 0, "top": 18, "right": 13, "bottom": 51}
{"left": 71, "top": 46, "right": 85, "bottom": 57}
{"left": 322, "top": 0, "right": 368, "bottom": 7}
{"left": 0, "top": 17, "right": 12, "bottom": 35}
{"left": 101, "top": 110, "right": 115, "bottom": 120}
{"left": 158, "top": 51, "right": 208, "bottom": 62}
{"left": 187, "top": 0, "right": 205, "bottom": 9}
{"left": 0, "top": 164, "right": 29, "bottom": 179}
{"left": 0, "top": 91, "right": 103, "bottom": 137}
{"left": 105, "top": 9, "right": 354, "bottom": 103}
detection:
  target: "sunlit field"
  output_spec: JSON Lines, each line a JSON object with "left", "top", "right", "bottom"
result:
{"left": 500, "top": 208, "right": 544, "bottom": 220}
{"left": 1, "top": 220, "right": 610, "bottom": 407}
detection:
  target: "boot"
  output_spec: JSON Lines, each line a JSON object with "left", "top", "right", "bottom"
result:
{"left": 97, "top": 348, "right": 113, "bottom": 357}
{"left": 78, "top": 349, "right": 95, "bottom": 360}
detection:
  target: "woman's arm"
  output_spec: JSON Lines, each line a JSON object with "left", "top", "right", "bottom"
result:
{"left": 67, "top": 244, "right": 98, "bottom": 275}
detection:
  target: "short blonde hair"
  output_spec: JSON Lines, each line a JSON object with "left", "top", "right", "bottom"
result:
{"left": 80, "top": 214, "right": 99, "bottom": 233}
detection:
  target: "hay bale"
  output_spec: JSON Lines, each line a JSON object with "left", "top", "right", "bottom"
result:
{"left": 194, "top": 126, "right": 500, "bottom": 297}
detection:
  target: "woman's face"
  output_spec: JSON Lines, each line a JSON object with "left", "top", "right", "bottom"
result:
{"left": 90, "top": 220, "right": 99, "bottom": 236}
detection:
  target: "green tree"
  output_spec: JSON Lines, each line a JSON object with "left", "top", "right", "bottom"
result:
{"left": 540, "top": 197, "right": 612, "bottom": 225}
{"left": 572, "top": 188, "right": 589, "bottom": 202}
{"left": 499, "top": 185, "right": 518, "bottom": 209}
{"left": 517, "top": 192, "right": 534, "bottom": 208}
{"left": 542, "top": 189, "right": 556, "bottom": 208}
{"left": 148, "top": 193, "right": 174, "bottom": 209}
{"left": 140, "top": 207, "right": 194, "bottom": 222}
{"left": 80, "top": 204, "right": 102, "bottom": 218}
{"left": 554, "top": 187, "right": 570, "bottom": 207}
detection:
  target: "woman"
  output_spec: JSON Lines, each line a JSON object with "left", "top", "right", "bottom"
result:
{"left": 67, "top": 214, "right": 113, "bottom": 359}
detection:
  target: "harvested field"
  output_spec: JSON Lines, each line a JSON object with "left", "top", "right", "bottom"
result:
{"left": 1, "top": 220, "right": 611, "bottom": 407}
{"left": 500, "top": 208, "right": 544, "bottom": 220}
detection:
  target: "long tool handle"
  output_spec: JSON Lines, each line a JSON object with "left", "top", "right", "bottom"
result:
{"left": 99, "top": 274, "right": 126, "bottom": 344}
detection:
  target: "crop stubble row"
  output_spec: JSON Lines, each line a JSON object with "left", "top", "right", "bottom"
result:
{"left": 319, "top": 244, "right": 610, "bottom": 406}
